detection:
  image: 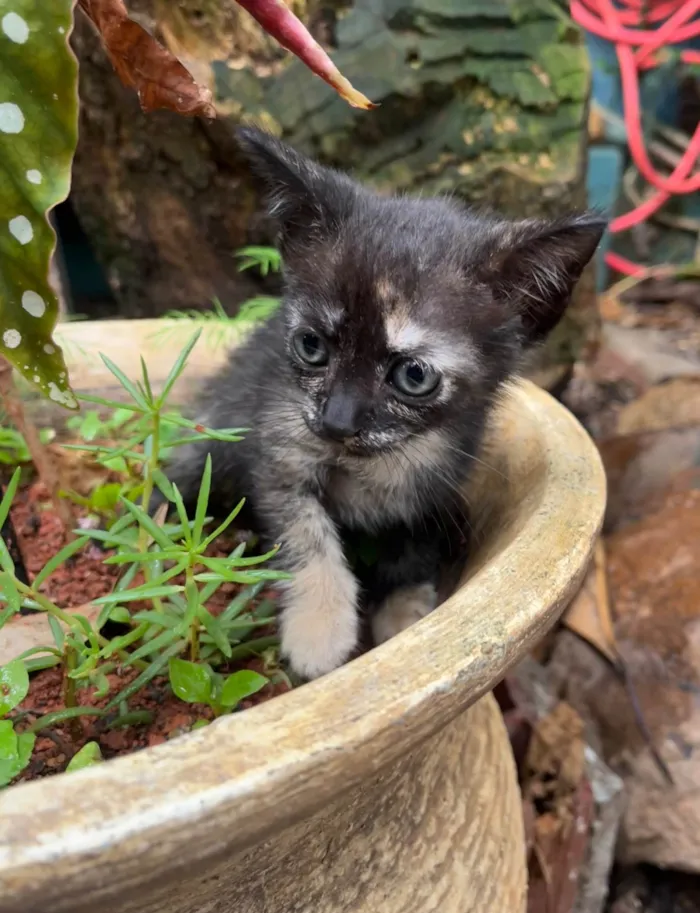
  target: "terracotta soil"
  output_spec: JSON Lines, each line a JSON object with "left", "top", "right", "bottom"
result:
{"left": 5, "top": 481, "right": 289, "bottom": 781}
{"left": 17, "top": 654, "right": 289, "bottom": 783}
{"left": 10, "top": 480, "right": 121, "bottom": 607}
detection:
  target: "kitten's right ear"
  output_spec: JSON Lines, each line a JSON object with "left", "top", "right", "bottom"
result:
{"left": 236, "top": 126, "right": 356, "bottom": 248}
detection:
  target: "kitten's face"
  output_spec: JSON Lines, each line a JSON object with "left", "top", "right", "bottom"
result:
{"left": 281, "top": 198, "right": 515, "bottom": 457}
{"left": 237, "top": 127, "right": 605, "bottom": 459}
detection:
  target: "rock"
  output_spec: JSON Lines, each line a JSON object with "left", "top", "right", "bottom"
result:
{"left": 614, "top": 377, "right": 700, "bottom": 436}
{"left": 602, "top": 324, "right": 700, "bottom": 386}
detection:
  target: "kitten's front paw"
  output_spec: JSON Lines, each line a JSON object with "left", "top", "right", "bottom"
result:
{"left": 280, "top": 558, "right": 360, "bottom": 680}
{"left": 372, "top": 583, "right": 438, "bottom": 645}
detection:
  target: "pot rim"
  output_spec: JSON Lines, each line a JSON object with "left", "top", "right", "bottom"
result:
{"left": 0, "top": 323, "right": 605, "bottom": 907}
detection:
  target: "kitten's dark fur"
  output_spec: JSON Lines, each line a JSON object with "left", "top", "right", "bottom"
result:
{"left": 161, "top": 127, "right": 605, "bottom": 679}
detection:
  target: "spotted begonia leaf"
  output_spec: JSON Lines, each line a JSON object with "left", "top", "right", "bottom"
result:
{"left": 0, "top": 0, "right": 78, "bottom": 408}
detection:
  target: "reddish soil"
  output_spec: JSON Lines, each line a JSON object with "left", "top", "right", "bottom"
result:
{"left": 16, "top": 655, "right": 290, "bottom": 783}
{"left": 11, "top": 480, "right": 120, "bottom": 607}
{"left": 5, "top": 480, "right": 289, "bottom": 782}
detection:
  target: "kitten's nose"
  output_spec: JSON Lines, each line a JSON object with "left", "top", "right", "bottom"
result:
{"left": 320, "top": 391, "right": 364, "bottom": 441}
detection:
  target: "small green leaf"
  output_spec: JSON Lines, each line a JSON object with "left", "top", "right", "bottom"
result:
{"left": 102, "top": 549, "right": 184, "bottom": 565}
{"left": 126, "top": 626, "right": 179, "bottom": 663}
{"left": 131, "top": 610, "right": 179, "bottom": 629}
{"left": 77, "top": 410, "right": 104, "bottom": 442}
{"left": 0, "top": 571, "right": 21, "bottom": 615}
{"left": 66, "top": 740, "right": 103, "bottom": 772}
{"left": 0, "top": 720, "right": 18, "bottom": 759}
{"left": 200, "top": 498, "right": 246, "bottom": 550}
{"left": 23, "top": 654, "right": 60, "bottom": 674}
{"left": 92, "top": 584, "right": 183, "bottom": 606}
{"left": 168, "top": 657, "right": 212, "bottom": 705}
{"left": 47, "top": 615, "right": 64, "bottom": 650}
{"left": 156, "top": 329, "right": 202, "bottom": 406}
{"left": 191, "top": 719, "right": 209, "bottom": 730}
{"left": 90, "top": 483, "right": 123, "bottom": 513}
{"left": 0, "top": 720, "right": 20, "bottom": 786}
{"left": 25, "top": 706, "right": 108, "bottom": 733}
{"left": 198, "top": 606, "right": 232, "bottom": 658}
{"left": 192, "top": 454, "right": 212, "bottom": 545}
{"left": 195, "top": 569, "right": 286, "bottom": 585}
{"left": 0, "top": 2, "right": 78, "bottom": 406}
{"left": 0, "top": 538, "right": 16, "bottom": 575}
{"left": 119, "top": 497, "right": 175, "bottom": 551}
{"left": 16, "top": 730, "right": 35, "bottom": 772}
{"left": 0, "top": 659, "right": 29, "bottom": 715}
{"left": 0, "top": 467, "right": 20, "bottom": 530}
{"left": 99, "top": 353, "right": 150, "bottom": 410}
{"left": 220, "top": 582, "right": 265, "bottom": 623}
{"left": 107, "top": 709, "right": 153, "bottom": 729}
{"left": 92, "top": 672, "right": 110, "bottom": 699}
{"left": 77, "top": 528, "right": 138, "bottom": 549}
{"left": 170, "top": 483, "right": 193, "bottom": 548}
{"left": 108, "top": 606, "right": 132, "bottom": 624}
{"left": 140, "top": 356, "right": 153, "bottom": 402}
{"left": 77, "top": 393, "right": 144, "bottom": 414}
{"left": 219, "top": 670, "right": 268, "bottom": 709}
{"left": 33, "top": 535, "right": 90, "bottom": 588}
{"left": 152, "top": 469, "right": 175, "bottom": 503}
{"left": 106, "top": 641, "right": 184, "bottom": 710}
{"left": 114, "top": 561, "right": 139, "bottom": 591}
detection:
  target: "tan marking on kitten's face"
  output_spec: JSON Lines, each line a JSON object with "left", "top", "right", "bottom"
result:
{"left": 384, "top": 312, "right": 481, "bottom": 375}
{"left": 375, "top": 276, "right": 399, "bottom": 304}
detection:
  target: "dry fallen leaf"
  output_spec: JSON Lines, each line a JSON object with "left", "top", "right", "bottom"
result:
{"left": 234, "top": 0, "right": 377, "bottom": 109}
{"left": 78, "top": 0, "right": 216, "bottom": 117}
{"left": 563, "top": 538, "right": 620, "bottom": 665}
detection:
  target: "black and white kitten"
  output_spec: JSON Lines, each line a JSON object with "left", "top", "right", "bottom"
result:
{"left": 161, "top": 126, "right": 605, "bottom": 680}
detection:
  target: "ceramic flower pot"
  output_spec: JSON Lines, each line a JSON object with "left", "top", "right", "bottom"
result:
{"left": 0, "top": 320, "right": 606, "bottom": 913}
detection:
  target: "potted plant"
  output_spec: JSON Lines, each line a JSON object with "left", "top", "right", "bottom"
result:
{"left": 0, "top": 314, "right": 605, "bottom": 912}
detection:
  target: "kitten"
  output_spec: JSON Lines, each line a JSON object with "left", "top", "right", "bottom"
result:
{"left": 160, "top": 126, "right": 605, "bottom": 680}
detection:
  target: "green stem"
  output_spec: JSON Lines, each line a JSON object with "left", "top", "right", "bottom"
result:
{"left": 25, "top": 707, "right": 108, "bottom": 734}
{"left": 139, "top": 411, "right": 160, "bottom": 551}
{"left": 187, "top": 567, "right": 200, "bottom": 662}
{"left": 63, "top": 645, "right": 77, "bottom": 709}
{"left": 227, "top": 636, "right": 280, "bottom": 661}
{"left": 62, "top": 645, "right": 82, "bottom": 740}
{"left": 138, "top": 411, "right": 165, "bottom": 616}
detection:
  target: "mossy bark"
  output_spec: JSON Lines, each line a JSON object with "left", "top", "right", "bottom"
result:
{"left": 70, "top": 0, "right": 596, "bottom": 378}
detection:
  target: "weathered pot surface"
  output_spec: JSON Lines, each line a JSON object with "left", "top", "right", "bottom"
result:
{"left": 0, "top": 321, "right": 606, "bottom": 913}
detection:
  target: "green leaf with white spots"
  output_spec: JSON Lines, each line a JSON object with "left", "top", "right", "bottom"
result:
{"left": 0, "top": 0, "right": 78, "bottom": 408}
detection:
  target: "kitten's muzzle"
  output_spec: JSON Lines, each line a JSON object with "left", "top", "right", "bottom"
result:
{"left": 318, "top": 389, "right": 366, "bottom": 443}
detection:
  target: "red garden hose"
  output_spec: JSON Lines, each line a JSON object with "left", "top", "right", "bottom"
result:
{"left": 570, "top": 0, "right": 700, "bottom": 275}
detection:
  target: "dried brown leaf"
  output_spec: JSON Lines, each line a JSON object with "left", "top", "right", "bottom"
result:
{"left": 563, "top": 539, "right": 620, "bottom": 664}
{"left": 78, "top": 0, "right": 216, "bottom": 118}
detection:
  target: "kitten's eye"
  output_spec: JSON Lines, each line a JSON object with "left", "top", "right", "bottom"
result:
{"left": 292, "top": 330, "right": 329, "bottom": 367}
{"left": 390, "top": 359, "right": 440, "bottom": 398}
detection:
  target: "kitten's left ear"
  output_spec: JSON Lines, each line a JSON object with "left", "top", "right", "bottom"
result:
{"left": 236, "top": 126, "right": 357, "bottom": 250}
{"left": 491, "top": 212, "right": 606, "bottom": 343}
